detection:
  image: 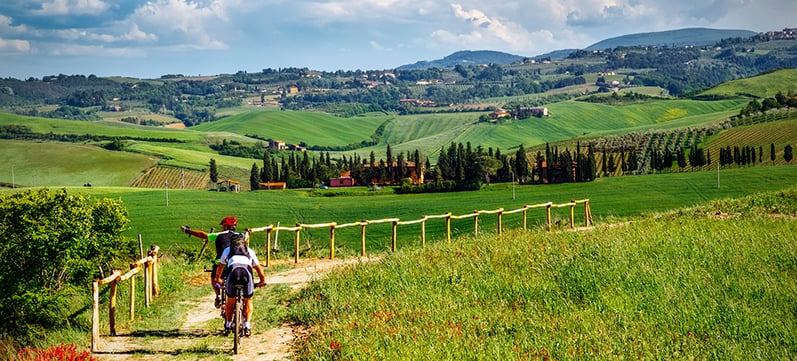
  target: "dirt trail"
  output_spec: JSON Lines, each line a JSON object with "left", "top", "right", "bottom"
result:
{"left": 95, "top": 257, "right": 376, "bottom": 360}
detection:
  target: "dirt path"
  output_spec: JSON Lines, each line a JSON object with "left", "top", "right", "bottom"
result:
{"left": 95, "top": 257, "right": 376, "bottom": 360}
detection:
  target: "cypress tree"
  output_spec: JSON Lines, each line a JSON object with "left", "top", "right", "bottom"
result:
{"left": 261, "top": 151, "right": 272, "bottom": 182}
{"left": 771, "top": 143, "right": 776, "bottom": 164}
{"left": 250, "top": 163, "right": 260, "bottom": 190}
{"left": 785, "top": 145, "right": 794, "bottom": 163}
{"left": 209, "top": 158, "right": 218, "bottom": 183}
{"left": 437, "top": 146, "right": 450, "bottom": 180}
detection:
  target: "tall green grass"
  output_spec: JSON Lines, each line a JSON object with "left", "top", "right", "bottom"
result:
{"left": 287, "top": 188, "right": 797, "bottom": 359}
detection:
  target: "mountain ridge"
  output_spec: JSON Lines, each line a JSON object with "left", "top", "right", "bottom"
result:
{"left": 398, "top": 27, "right": 757, "bottom": 70}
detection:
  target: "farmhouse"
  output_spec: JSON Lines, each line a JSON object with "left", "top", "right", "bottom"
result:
{"left": 514, "top": 107, "right": 549, "bottom": 118}
{"left": 269, "top": 139, "right": 286, "bottom": 150}
{"left": 329, "top": 176, "right": 355, "bottom": 187}
{"left": 489, "top": 108, "right": 511, "bottom": 120}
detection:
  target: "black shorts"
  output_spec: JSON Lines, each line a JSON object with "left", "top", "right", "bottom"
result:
{"left": 225, "top": 265, "right": 254, "bottom": 298}
{"left": 210, "top": 263, "right": 229, "bottom": 281}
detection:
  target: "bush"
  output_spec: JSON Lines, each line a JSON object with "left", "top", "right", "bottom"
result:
{"left": 0, "top": 188, "right": 135, "bottom": 338}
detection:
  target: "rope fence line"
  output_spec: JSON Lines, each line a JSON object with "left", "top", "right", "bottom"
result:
{"left": 249, "top": 199, "right": 592, "bottom": 267}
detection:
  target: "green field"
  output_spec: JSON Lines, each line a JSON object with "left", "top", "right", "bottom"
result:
{"left": 19, "top": 165, "right": 788, "bottom": 259}
{"left": 193, "top": 110, "right": 386, "bottom": 147}
{"left": 699, "top": 68, "right": 797, "bottom": 98}
{"left": 0, "top": 140, "right": 158, "bottom": 187}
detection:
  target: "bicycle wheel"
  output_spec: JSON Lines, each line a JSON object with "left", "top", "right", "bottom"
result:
{"left": 233, "top": 288, "right": 242, "bottom": 354}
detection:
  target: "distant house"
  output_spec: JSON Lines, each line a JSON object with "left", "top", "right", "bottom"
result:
{"left": 269, "top": 139, "right": 286, "bottom": 150}
{"left": 287, "top": 85, "right": 299, "bottom": 94}
{"left": 399, "top": 99, "right": 436, "bottom": 107}
{"left": 259, "top": 181, "right": 286, "bottom": 190}
{"left": 329, "top": 176, "right": 355, "bottom": 187}
{"left": 216, "top": 179, "right": 240, "bottom": 192}
{"left": 514, "top": 107, "right": 549, "bottom": 118}
{"left": 288, "top": 144, "right": 306, "bottom": 152}
{"left": 489, "top": 108, "right": 511, "bottom": 120}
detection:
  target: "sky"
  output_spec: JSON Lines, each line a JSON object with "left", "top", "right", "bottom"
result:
{"left": 0, "top": 0, "right": 794, "bottom": 79}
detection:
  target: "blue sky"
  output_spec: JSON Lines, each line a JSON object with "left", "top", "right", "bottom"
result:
{"left": 0, "top": 0, "right": 794, "bottom": 79}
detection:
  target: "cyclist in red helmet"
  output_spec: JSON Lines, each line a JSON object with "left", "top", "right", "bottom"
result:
{"left": 181, "top": 216, "right": 241, "bottom": 308}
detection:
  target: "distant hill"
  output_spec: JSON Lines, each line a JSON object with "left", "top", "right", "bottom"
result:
{"left": 585, "top": 28, "right": 756, "bottom": 50}
{"left": 397, "top": 50, "right": 524, "bottom": 70}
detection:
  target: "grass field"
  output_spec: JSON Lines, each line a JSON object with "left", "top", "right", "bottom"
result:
{"left": 0, "top": 140, "right": 158, "bottom": 187}
{"left": 699, "top": 68, "right": 797, "bottom": 98}
{"left": 14, "top": 165, "right": 788, "bottom": 260}
{"left": 192, "top": 110, "right": 386, "bottom": 147}
{"left": 287, "top": 188, "right": 797, "bottom": 359}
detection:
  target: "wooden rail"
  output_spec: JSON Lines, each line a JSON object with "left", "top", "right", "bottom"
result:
{"left": 91, "top": 244, "right": 160, "bottom": 353}
{"left": 249, "top": 199, "right": 592, "bottom": 265}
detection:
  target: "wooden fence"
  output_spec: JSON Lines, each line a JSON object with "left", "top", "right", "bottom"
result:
{"left": 91, "top": 244, "right": 160, "bottom": 353}
{"left": 250, "top": 199, "right": 592, "bottom": 267}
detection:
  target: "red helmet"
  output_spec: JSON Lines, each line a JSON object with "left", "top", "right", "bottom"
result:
{"left": 220, "top": 216, "right": 238, "bottom": 227}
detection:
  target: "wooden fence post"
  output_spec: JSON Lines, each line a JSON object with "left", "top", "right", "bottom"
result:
{"left": 149, "top": 245, "right": 159, "bottom": 296}
{"left": 109, "top": 280, "right": 117, "bottom": 336}
{"left": 360, "top": 220, "right": 367, "bottom": 257}
{"left": 91, "top": 281, "right": 100, "bottom": 353}
{"left": 497, "top": 209, "right": 503, "bottom": 235}
{"left": 266, "top": 227, "right": 273, "bottom": 268}
{"left": 421, "top": 216, "right": 427, "bottom": 248}
{"left": 584, "top": 200, "right": 592, "bottom": 227}
{"left": 294, "top": 224, "right": 301, "bottom": 264}
{"left": 473, "top": 210, "right": 479, "bottom": 235}
{"left": 570, "top": 200, "right": 575, "bottom": 229}
{"left": 446, "top": 213, "right": 452, "bottom": 242}
{"left": 329, "top": 223, "right": 336, "bottom": 260}
{"left": 144, "top": 257, "right": 150, "bottom": 308}
{"left": 391, "top": 220, "right": 398, "bottom": 252}
{"left": 546, "top": 203, "right": 552, "bottom": 232}
{"left": 129, "top": 264, "right": 136, "bottom": 320}
{"left": 522, "top": 205, "right": 528, "bottom": 230}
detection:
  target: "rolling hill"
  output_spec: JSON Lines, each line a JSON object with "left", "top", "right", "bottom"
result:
{"left": 397, "top": 50, "right": 525, "bottom": 70}
{"left": 585, "top": 27, "right": 757, "bottom": 50}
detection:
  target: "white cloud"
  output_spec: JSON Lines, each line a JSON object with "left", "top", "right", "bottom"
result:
{"left": 33, "top": 0, "right": 110, "bottom": 15}
{"left": 432, "top": 3, "right": 537, "bottom": 52}
{"left": 0, "top": 37, "right": 31, "bottom": 52}
{"left": 0, "top": 14, "right": 28, "bottom": 34}
{"left": 131, "top": 0, "right": 233, "bottom": 50}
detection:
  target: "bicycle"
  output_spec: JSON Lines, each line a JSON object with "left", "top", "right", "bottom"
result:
{"left": 232, "top": 284, "right": 244, "bottom": 354}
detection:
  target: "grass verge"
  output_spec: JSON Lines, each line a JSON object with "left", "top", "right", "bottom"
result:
{"left": 286, "top": 187, "right": 797, "bottom": 359}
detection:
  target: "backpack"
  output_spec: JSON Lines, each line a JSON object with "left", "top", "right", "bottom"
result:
{"left": 228, "top": 232, "right": 250, "bottom": 259}
{"left": 214, "top": 231, "right": 234, "bottom": 259}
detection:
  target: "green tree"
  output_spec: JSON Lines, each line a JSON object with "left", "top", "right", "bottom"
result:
{"left": 261, "top": 152, "right": 273, "bottom": 182}
{"left": 785, "top": 145, "right": 794, "bottom": 163}
{"left": 514, "top": 145, "right": 528, "bottom": 183}
{"left": 250, "top": 163, "right": 260, "bottom": 190}
{"left": 209, "top": 158, "right": 218, "bottom": 183}
{"left": 0, "top": 188, "right": 133, "bottom": 338}
{"left": 771, "top": 143, "right": 776, "bottom": 164}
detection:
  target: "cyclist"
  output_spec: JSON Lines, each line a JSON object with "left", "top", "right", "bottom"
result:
{"left": 214, "top": 232, "right": 266, "bottom": 337}
{"left": 180, "top": 216, "right": 240, "bottom": 308}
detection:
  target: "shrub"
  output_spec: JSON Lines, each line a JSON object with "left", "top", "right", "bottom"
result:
{"left": 0, "top": 188, "right": 135, "bottom": 338}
